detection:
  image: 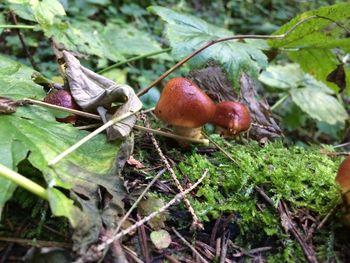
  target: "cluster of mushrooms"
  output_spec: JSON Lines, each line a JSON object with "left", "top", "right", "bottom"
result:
{"left": 154, "top": 77, "right": 251, "bottom": 140}
{"left": 43, "top": 76, "right": 350, "bottom": 227}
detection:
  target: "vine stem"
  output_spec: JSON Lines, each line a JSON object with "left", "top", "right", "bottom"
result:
{"left": 136, "top": 15, "right": 318, "bottom": 97}
{"left": 270, "top": 93, "right": 290, "bottom": 111}
{"left": 97, "top": 48, "right": 172, "bottom": 74}
{"left": 0, "top": 24, "right": 35, "bottom": 29}
{"left": 0, "top": 163, "right": 48, "bottom": 200}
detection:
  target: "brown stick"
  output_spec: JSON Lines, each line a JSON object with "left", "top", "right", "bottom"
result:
{"left": 141, "top": 113, "right": 204, "bottom": 230}
{"left": 9, "top": 11, "right": 38, "bottom": 71}
{"left": 255, "top": 186, "right": 318, "bottom": 263}
{"left": 136, "top": 16, "right": 318, "bottom": 97}
{"left": 99, "top": 169, "right": 208, "bottom": 249}
{"left": 172, "top": 227, "right": 209, "bottom": 263}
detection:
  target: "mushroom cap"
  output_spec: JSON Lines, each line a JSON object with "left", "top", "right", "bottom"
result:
{"left": 336, "top": 156, "right": 350, "bottom": 194}
{"left": 211, "top": 101, "right": 251, "bottom": 135}
{"left": 155, "top": 77, "right": 216, "bottom": 128}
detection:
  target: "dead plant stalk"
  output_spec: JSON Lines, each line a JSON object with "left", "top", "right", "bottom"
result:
{"left": 97, "top": 169, "right": 208, "bottom": 252}
{"left": 141, "top": 114, "right": 204, "bottom": 230}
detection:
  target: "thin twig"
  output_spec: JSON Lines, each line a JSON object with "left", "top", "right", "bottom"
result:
{"left": 24, "top": 100, "right": 209, "bottom": 144}
{"left": 141, "top": 114, "right": 204, "bottom": 230}
{"left": 137, "top": 214, "right": 151, "bottom": 263}
{"left": 255, "top": 186, "right": 318, "bottom": 263}
{"left": 219, "top": 232, "right": 229, "bottom": 263}
{"left": 123, "top": 245, "right": 144, "bottom": 263}
{"left": 25, "top": 99, "right": 101, "bottom": 120}
{"left": 172, "top": 227, "right": 209, "bottom": 263}
{"left": 0, "top": 24, "right": 35, "bottom": 29}
{"left": 10, "top": 12, "right": 38, "bottom": 70}
{"left": 0, "top": 237, "right": 71, "bottom": 248}
{"left": 114, "top": 168, "right": 166, "bottom": 235}
{"left": 316, "top": 204, "right": 339, "bottom": 231}
{"left": 202, "top": 133, "right": 238, "bottom": 164}
{"left": 49, "top": 109, "right": 141, "bottom": 165}
{"left": 98, "top": 48, "right": 171, "bottom": 74}
{"left": 333, "top": 142, "right": 350, "bottom": 149}
{"left": 97, "top": 169, "right": 208, "bottom": 251}
{"left": 136, "top": 16, "right": 318, "bottom": 97}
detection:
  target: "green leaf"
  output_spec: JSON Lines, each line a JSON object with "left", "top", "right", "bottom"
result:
{"left": 269, "top": 3, "right": 350, "bottom": 50}
{"left": 0, "top": 54, "right": 45, "bottom": 99}
{"left": 101, "top": 23, "right": 167, "bottom": 58}
{"left": 150, "top": 230, "right": 171, "bottom": 249}
{"left": 32, "top": 0, "right": 66, "bottom": 27}
{"left": 268, "top": 3, "right": 350, "bottom": 93}
{"left": 291, "top": 87, "right": 348, "bottom": 125}
{"left": 47, "top": 19, "right": 166, "bottom": 63}
{"left": 288, "top": 49, "right": 340, "bottom": 92}
{"left": 8, "top": 0, "right": 66, "bottom": 28}
{"left": 0, "top": 57, "right": 124, "bottom": 226}
{"left": 149, "top": 6, "right": 268, "bottom": 84}
{"left": 259, "top": 64, "right": 348, "bottom": 124}
{"left": 47, "top": 188, "right": 82, "bottom": 227}
{"left": 259, "top": 64, "right": 304, "bottom": 90}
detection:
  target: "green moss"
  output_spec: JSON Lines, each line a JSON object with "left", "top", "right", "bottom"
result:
{"left": 177, "top": 137, "right": 341, "bottom": 262}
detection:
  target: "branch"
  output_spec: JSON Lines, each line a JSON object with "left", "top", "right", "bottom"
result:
{"left": 172, "top": 227, "right": 209, "bottom": 263}
{"left": 97, "top": 169, "right": 208, "bottom": 251}
{"left": 141, "top": 114, "right": 204, "bottom": 230}
{"left": 98, "top": 48, "right": 172, "bottom": 74}
{"left": 136, "top": 15, "right": 318, "bottom": 97}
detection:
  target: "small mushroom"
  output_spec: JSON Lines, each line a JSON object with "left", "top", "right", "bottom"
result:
{"left": 335, "top": 155, "right": 350, "bottom": 226}
{"left": 155, "top": 77, "right": 216, "bottom": 140}
{"left": 211, "top": 101, "right": 251, "bottom": 136}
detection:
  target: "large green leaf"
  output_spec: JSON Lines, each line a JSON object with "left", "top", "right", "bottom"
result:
{"left": 259, "top": 64, "right": 348, "bottom": 125}
{"left": 7, "top": 0, "right": 66, "bottom": 29}
{"left": 0, "top": 57, "right": 124, "bottom": 228}
{"left": 101, "top": 23, "right": 168, "bottom": 59}
{"left": 0, "top": 55, "right": 45, "bottom": 99}
{"left": 269, "top": 3, "right": 350, "bottom": 50}
{"left": 149, "top": 6, "right": 268, "bottom": 84}
{"left": 268, "top": 3, "right": 350, "bottom": 93}
{"left": 291, "top": 87, "right": 348, "bottom": 125}
{"left": 288, "top": 49, "right": 340, "bottom": 92}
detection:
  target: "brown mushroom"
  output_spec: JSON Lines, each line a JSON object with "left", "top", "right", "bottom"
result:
{"left": 155, "top": 77, "right": 216, "bottom": 139}
{"left": 211, "top": 101, "right": 251, "bottom": 136}
{"left": 335, "top": 155, "right": 350, "bottom": 226}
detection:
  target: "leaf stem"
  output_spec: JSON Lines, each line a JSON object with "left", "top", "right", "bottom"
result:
{"left": 0, "top": 24, "right": 36, "bottom": 29}
{"left": 97, "top": 48, "right": 172, "bottom": 74}
{"left": 270, "top": 93, "right": 290, "bottom": 111}
{"left": 26, "top": 99, "right": 101, "bottom": 120}
{"left": 0, "top": 163, "right": 48, "bottom": 200}
{"left": 48, "top": 108, "right": 141, "bottom": 166}
{"left": 136, "top": 15, "right": 318, "bottom": 97}
{"left": 25, "top": 101, "right": 208, "bottom": 144}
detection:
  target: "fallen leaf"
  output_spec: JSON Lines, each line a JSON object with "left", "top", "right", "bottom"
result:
{"left": 150, "top": 230, "right": 172, "bottom": 249}
{"left": 127, "top": 155, "right": 145, "bottom": 169}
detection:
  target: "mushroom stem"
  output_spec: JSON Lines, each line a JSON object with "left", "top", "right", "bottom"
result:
{"left": 172, "top": 126, "right": 203, "bottom": 139}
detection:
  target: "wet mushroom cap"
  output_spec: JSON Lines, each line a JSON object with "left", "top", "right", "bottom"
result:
{"left": 155, "top": 77, "right": 216, "bottom": 128}
{"left": 212, "top": 101, "right": 251, "bottom": 135}
{"left": 336, "top": 155, "right": 350, "bottom": 199}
